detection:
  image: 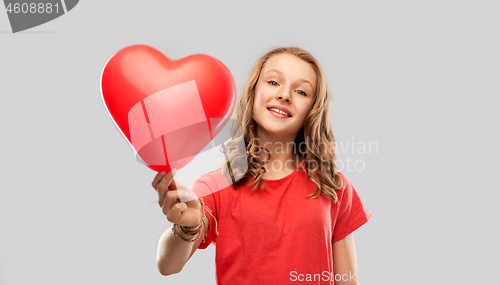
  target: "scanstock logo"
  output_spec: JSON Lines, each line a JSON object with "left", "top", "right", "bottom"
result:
{"left": 3, "top": 0, "right": 79, "bottom": 33}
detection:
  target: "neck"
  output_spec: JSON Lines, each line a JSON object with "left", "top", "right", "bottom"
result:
{"left": 255, "top": 131, "right": 301, "bottom": 173}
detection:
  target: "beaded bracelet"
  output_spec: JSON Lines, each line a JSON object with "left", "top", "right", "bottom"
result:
{"left": 171, "top": 198, "right": 207, "bottom": 242}
{"left": 172, "top": 223, "right": 201, "bottom": 242}
{"left": 179, "top": 225, "right": 198, "bottom": 236}
{"left": 180, "top": 223, "right": 202, "bottom": 235}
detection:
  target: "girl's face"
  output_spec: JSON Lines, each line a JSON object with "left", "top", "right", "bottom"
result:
{"left": 253, "top": 53, "right": 316, "bottom": 141}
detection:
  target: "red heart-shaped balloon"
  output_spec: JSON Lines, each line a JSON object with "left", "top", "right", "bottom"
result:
{"left": 101, "top": 45, "right": 236, "bottom": 173}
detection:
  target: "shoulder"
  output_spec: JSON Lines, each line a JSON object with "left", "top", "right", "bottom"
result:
{"left": 333, "top": 171, "right": 355, "bottom": 200}
{"left": 335, "top": 171, "right": 351, "bottom": 190}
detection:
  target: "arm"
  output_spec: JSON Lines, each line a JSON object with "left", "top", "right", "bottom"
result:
{"left": 152, "top": 170, "right": 209, "bottom": 276}
{"left": 156, "top": 215, "right": 209, "bottom": 275}
{"left": 332, "top": 233, "right": 359, "bottom": 285}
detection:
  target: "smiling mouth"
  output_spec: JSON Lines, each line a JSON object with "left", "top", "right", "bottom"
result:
{"left": 267, "top": 107, "right": 291, "bottom": 117}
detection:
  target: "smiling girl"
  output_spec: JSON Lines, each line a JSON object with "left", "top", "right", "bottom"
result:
{"left": 152, "top": 46, "right": 371, "bottom": 284}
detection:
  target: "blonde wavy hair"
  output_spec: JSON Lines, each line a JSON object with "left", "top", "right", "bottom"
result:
{"left": 220, "top": 46, "right": 343, "bottom": 203}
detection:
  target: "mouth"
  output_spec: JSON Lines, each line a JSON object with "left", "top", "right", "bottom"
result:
{"left": 267, "top": 107, "right": 291, "bottom": 117}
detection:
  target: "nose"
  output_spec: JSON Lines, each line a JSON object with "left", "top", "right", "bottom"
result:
{"left": 277, "top": 91, "right": 291, "bottom": 103}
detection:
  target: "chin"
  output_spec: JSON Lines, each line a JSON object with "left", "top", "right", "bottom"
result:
{"left": 262, "top": 127, "right": 296, "bottom": 138}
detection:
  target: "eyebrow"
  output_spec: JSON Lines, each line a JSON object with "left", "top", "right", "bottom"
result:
{"left": 264, "top": 69, "right": 314, "bottom": 89}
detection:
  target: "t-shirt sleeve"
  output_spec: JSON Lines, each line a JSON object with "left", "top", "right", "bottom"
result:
{"left": 331, "top": 172, "right": 372, "bottom": 243}
{"left": 190, "top": 174, "right": 219, "bottom": 250}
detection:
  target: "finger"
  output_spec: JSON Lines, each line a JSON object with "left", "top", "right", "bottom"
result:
{"left": 166, "top": 202, "right": 187, "bottom": 224}
{"left": 163, "top": 189, "right": 190, "bottom": 212}
{"left": 151, "top": 171, "right": 166, "bottom": 190}
{"left": 168, "top": 172, "right": 178, "bottom": 191}
{"left": 178, "top": 186, "right": 197, "bottom": 203}
{"left": 173, "top": 181, "right": 200, "bottom": 204}
{"left": 157, "top": 169, "right": 176, "bottom": 191}
{"left": 163, "top": 190, "right": 180, "bottom": 212}
{"left": 168, "top": 179, "right": 177, "bottom": 191}
{"left": 168, "top": 203, "right": 201, "bottom": 226}
{"left": 173, "top": 206, "right": 202, "bottom": 227}
{"left": 158, "top": 178, "right": 178, "bottom": 207}
{"left": 172, "top": 180, "right": 188, "bottom": 201}
{"left": 157, "top": 171, "right": 177, "bottom": 206}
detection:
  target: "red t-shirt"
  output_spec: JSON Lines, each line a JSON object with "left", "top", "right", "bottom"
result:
{"left": 191, "top": 162, "right": 371, "bottom": 285}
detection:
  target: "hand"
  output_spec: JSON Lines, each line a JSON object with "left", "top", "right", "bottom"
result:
{"left": 152, "top": 169, "right": 202, "bottom": 227}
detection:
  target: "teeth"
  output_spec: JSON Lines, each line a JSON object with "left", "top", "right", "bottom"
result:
{"left": 268, "top": 108, "right": 290, "bottom": 117}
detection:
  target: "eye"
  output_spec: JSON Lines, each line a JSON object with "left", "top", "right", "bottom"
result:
{"left": 296, "top": 90, "right": 307, "bottom": 96}
{"left": 268, "top": 80, "right": 279, "bottom": 86}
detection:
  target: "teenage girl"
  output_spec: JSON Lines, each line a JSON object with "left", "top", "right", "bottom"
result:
{"left": 151, "top": 46, "right": 371, "bottom": 284}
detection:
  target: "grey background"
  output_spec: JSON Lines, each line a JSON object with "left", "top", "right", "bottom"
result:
{"left": 0, "top": 0, "right": 499, "bottom": 284}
